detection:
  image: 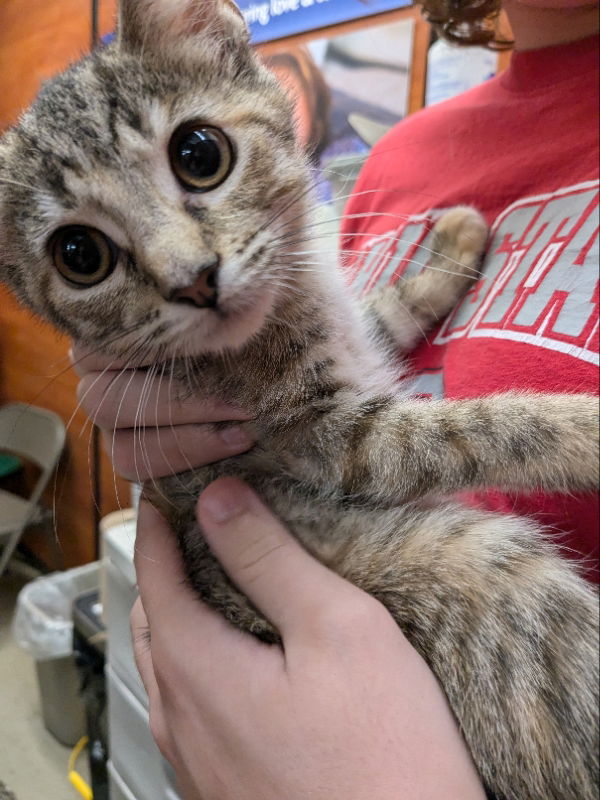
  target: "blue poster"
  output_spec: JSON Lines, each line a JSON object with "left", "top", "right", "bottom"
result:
{"left": 239, "top": 0, "right": 412, "bottom": 44}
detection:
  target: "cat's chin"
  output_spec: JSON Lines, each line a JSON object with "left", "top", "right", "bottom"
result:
{"left": 162, "top": 284, "right": 277, "bottom": 358}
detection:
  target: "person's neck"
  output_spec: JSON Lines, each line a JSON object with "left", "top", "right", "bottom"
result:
{"left": 503, "top": 2, "right": 599, "bottom": 50}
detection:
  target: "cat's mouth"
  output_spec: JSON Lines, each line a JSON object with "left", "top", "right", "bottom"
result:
{"left": 159, "top": 272, "right": 277, "bottom": 358}
{"left": 148, "top": 237, "right": 282, "bottom": 357}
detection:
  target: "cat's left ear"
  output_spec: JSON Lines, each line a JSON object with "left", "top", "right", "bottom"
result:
{"left": 118, "top": 0, "right": 250, "bottom": 55}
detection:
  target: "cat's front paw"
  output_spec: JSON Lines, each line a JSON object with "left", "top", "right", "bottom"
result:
{"left": 431, "top": 206, "right": 488, "bottom": 293}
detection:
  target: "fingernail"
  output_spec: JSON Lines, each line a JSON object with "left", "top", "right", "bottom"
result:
{"left": 219, "top": 425, "right": 253, "bottom": 450}
{"left": 200, "top": 480, "right": 252, "bottom": 523}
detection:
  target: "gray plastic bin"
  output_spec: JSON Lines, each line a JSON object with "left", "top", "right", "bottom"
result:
{"left": 35, "top": 655, "right": 86, "bottom": 746}
{"left": 13, "top": 562, "right": 99, "bottom": 745}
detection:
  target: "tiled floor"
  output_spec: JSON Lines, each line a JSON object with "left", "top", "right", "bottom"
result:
{"left": 0, "top": 570, "right": 73, "bottom": 800}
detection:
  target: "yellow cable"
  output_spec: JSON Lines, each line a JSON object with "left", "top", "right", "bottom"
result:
{"left": 69, "top": 771, "right": 93, "bottom": 800}
{"left": 68, "top": 736, "right": 93, "bottom": 800}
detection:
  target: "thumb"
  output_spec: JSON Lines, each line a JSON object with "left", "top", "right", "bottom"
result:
{"left": 130, "top": 597, "right": 161, "bottom": 708}
{"left": 198, "top": 478, "right": 354, "bottom": 638}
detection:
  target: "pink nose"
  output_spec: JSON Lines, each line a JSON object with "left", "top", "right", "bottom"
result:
{"left": 171, "top": 263, "right": 219, "bottom": 308}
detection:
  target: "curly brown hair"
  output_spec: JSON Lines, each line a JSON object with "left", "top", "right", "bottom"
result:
{"left": 419, "top": 0, "right": 513, "bottom": 49}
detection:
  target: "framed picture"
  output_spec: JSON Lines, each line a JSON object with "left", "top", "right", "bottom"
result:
{"left": 261, "top": 14, "right": 415, "bottom": 233}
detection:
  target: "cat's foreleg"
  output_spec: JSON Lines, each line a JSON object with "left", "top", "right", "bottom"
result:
{"left": 282, "top": 391, "right": 599, "bottom": 503}
{"left": 362, "top": 206, "right": 486, "bottom": 352}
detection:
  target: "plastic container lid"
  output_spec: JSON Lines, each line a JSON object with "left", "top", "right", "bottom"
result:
{"left": 101, "top": 512, "right": 137, "bottom": 587}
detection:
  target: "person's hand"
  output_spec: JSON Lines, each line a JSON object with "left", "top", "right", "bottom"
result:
{"left": 132, "top": 478, "right": 486, "bottom": 800}
{"left": 70, "top": 343, "right": 254, "bottom": 481}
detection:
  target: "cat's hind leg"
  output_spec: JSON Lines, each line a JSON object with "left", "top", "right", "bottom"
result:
{"left": 325, "top": 502, "right": 600, "bottom": 800}
{"left": 364, "top": 206, "right": 487, "bottom": 352}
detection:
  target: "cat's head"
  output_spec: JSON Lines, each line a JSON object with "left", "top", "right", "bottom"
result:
{"left": 0, "top": 0, "right": 310, "bottom": 361}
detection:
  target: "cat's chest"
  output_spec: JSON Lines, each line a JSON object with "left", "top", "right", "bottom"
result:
{"left": 152, "top": 444, "right": 318, "bottom": 518}
{"left": 149, "top": 449, "right": 352, "bottom": 552}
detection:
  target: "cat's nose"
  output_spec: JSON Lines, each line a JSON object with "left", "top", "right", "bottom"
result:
{"left": 170, "top": 259, "right": 219, "bottom": 308}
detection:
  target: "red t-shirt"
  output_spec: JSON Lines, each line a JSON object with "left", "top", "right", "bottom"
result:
{"left": 342, "top": 35, "right": 599, "bottom": 582}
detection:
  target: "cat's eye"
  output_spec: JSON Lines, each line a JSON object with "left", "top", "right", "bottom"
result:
{"left": 50, "top": 226, "right": 117, "bottom": 287}
{"left": 169, "top": 122, "right": 234, "bottom": 192}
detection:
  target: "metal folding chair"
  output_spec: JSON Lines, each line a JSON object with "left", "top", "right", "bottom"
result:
{"left": 0, "top": 403, "right": 66, "bottom": 577}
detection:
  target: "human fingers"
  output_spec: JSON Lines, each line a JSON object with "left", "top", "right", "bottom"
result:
{"left": 70, "top": 341, "right": 158, "bottom": 375}
{"left": 71, "top": 343, "right": 121, "bottom": 376}
{"left": 77, "top": 365, "right": 254, "bottom": 476}
{"left": 134, "top": 499, "right": 282, "bottom": 721}
{"left": 102, "top": 422, "right": 253, "bottom": 479}
{"left": 77, "top": 368, "right": 252, "bottom": 429}
{"left": 134, "top": 501, "right": 262, "bottom": 655}
{"left": 134, "top": 500, "right": 277, "bottom": 686}
{"left": 197, "top": 478, "right": 378, "bottom": 643}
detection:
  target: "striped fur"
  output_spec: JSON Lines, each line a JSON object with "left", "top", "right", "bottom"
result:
{"left": 0, "top": 2, "right": 598, "bottom": 798}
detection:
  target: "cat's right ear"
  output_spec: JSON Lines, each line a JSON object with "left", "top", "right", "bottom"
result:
{"left": 118, "top": 0, "right": 250, "bottom": 55}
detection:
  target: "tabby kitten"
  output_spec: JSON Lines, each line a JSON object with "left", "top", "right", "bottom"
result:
{"left": 0, "top": 2, "right": 598, "bottom": 799}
